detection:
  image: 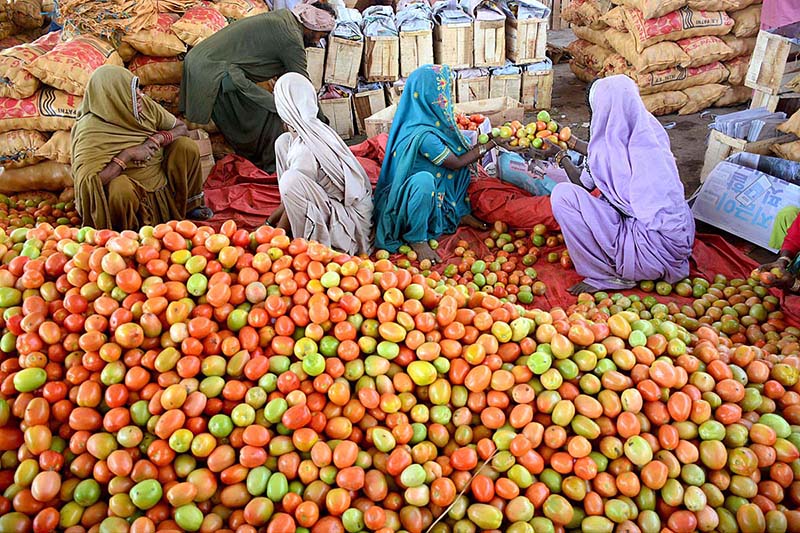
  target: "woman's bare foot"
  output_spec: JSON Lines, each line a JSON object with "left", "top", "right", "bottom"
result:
{"left": 568, "top": 281, "right": 598, "bottom": 295}
{"left": 460, "top": 214, "right": 489, "bottom": 230}
{"left": 410, "top": 242, "right": 440, "bottom": 263}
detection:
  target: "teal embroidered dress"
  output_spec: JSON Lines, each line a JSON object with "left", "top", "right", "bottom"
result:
{"left": 373, "top": 65, "right": 473, "bottom": 252}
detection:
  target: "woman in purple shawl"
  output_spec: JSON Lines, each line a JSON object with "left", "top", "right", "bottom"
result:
{"left": 533, "top": 75, "right": 695, "bottom": 295}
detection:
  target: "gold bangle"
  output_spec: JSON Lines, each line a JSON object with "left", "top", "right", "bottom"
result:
{"left": 554, "top": 150, "right": 568, "bottom": 167}
{"left": 112, "top": 156, "right": 127, "bottom": 170}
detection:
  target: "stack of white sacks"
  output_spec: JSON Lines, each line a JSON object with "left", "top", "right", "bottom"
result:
{"left": 563, "top": 0, "right": 762, "bottom": 115}
{"left": 0, "top": 0, "right": 270, "bottom": 192}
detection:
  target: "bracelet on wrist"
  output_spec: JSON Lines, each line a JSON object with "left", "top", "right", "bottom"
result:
{"left": 112, "top": 156, "right": 127, "bottom": 170}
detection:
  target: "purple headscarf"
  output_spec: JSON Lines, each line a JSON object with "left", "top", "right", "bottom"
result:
{"left": 587, "top": 75, "right": 689, "bottom": 232}
{"left": 585, "top": 75, "right": 695, "bottom": 282}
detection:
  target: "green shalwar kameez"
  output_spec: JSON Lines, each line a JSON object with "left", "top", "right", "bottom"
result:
{"left": 179, "top": 10, "right": 312, "bottom": 172}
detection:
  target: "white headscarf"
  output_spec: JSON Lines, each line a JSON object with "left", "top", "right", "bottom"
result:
{"left": 273, "top": 72, "right": 373, "bottom": 251}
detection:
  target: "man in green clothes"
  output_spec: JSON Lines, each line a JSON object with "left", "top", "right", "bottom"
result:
{"left": 180, "top": 2, "right": 336, "bottom": 172}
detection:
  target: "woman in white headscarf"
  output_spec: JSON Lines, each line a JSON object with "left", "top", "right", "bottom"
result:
{"left": 268, "top": 72, "right": 373, "bottom": 255}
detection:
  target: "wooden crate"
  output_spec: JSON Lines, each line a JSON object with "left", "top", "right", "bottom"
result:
{"left": 306, "top": 47, "right": 325, "bottom": 91}
{"left": 521, "top": 67, "right": 553, "bottom": 110}
{"left": 489, "top": 73, "right": 522, "bottom": 100}
{"left": 363, "top": 35, "right": 399, "bottom": 83}
{"left": 364, "top": 96, "right": 524, "bottom": 137}
{"left": 325, "top": 36, "right": 363, "bottom": 89}
{"left": 385, "top": 81, "right": 405, "bottom": 105}
{"left": 455, "top": 97, "right": 525, "bottom": 126}
{"left": 365, "top": 104, "right": 397, "bottom": 139}
{"left": 399, "top": 29, "right": 433, "bottom": 78}
{"left": 457, "top": 75, "right": 490, "bottom": 103}
{"left": 319, "top": 96, "right": 355, "bottom": 140}
{"left": 474, "top": 19, "right": 506, "bottom": 68}
{"left": 548, "top": 0, "right": 569, "bottom": 30}
{"left": 434, "top": 22, "right": 473, "bottom": 70}
{"left": 700, "top": 129, "right": 796, "bottom": 182}
{"left": 354, "top": 89, "right": 387, "bottom": 135}
{"left": 746, "top": 29, "right": 800, "bottom": 111}
{"left": 506, "top": 17, "right": 547, "bottom": 65}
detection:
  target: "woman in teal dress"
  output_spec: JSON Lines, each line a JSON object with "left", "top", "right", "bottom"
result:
{"left": 373, "top": 65, "right": 507, "bottom": 262}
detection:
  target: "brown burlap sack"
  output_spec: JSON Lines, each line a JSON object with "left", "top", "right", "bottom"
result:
{"left": 687, "top": 0, "right": 740, "bottom": 9}
{"left": 116, "top": 42, "right": 137, "bottom": 63}
{"left": 724, "top": 55, "right": 750, "bottom": 86}
{"left": 122, "top": 14, "right": 186, "bottom": 58}
{"left": 772, "top": 141, "right": 800, "bottom": 162}
{"left": 606, "top": 30, "right": 688, "bottom": 73}
{"left": 0, "top": 36, "right": 26, "bottom": 51}
{"left": 600, "top": 6, "right": 628, "bottom": 30}
{"left": 677, "top": 36, "right": 733, "bottom": 68}
{"left": 778, "top": 110, "right": 800, "bottom": 137}
{"left": 172, "top": 5, "right": 228, "bottom": 47}
{"left": 623, "top": 7, "right": 734, "bottom": 53}
{"left": 679, "top": 83, "right": 727, "bottom": 114}
{"left": 567, "top": 39, "right": 614, "bottom": 73}
{"left": 720, "top": 35, "right": 757, "bottom": 60}
{"left": 727, "top": 0, "right": 758, "bottom": 11}
{"left": 619, "top": 0, "right": 685, "bottom": 20}
{"left": 25, "top": 35, "right": 123, "bottom": 96}
{"left": 730, "top": 5, "right": 760, "bottom": 37}
{"left": 35, "top": 130, "right": 70, "bottom": 164}
{"left": 572, "top": 25, "right": 611, "bottom": 48}
{"left": 213, "top": 0, "right": 270, "bottom": 19}
{"left": 10, "top": 0, "right": 43, "bottom": 30}
{"left": 713, "top": 84, "right": 751, "bottom": 106}
{"left": 128, "top": 55, "right": 183, "bottom": 85}
{"left": 0, "top": 130, "right": 47, "bottom": 168}
{"left": 142, "top": 84, "right": 181, "bottom": 115}
{"left": 602, "top": 53, "right": 631, "bottom": 76}
{"left": 569, "top": 60, "right": 601, "bottom": 83}
{"left": 0, "top": 160, "right": 72, "bottom": 193}
{"left": 634, "top": 61, "right": 729, "bottom": 95}
{"left": 642, "top": 91, "right": 688, "bottom": 115}
{"left": 0, "top": 31, "right": 61, "bottom": 99}
{"left": 0, "top": 88, "right": 83, "bottom": 133}
{"left": 0, "top": 21, "right": 19, "bottom": 41}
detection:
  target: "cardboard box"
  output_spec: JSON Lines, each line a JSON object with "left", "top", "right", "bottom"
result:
{"left": 188, "top": 129, "right": 215, "bottom": 182}
{"left": 692, "top": 153, "right": 800, "bottom": 252}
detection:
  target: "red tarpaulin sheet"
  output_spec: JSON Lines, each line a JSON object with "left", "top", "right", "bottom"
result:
{"left": 202, "top": 135, "right": 799, "bottom": 321}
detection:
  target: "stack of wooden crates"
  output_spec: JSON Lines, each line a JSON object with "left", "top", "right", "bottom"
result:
{"left": 313, "top": 2, "right": 553, "bottom": 140}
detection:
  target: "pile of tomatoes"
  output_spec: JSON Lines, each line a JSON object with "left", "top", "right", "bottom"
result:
{"left": 0, "top": 192, "right": 80, "bottom": 233}
{"left": 0, "top": 220, "right": 798, "bottom": 533}
{"left": 455, "top": 114, "right": 488, "bottom": 132}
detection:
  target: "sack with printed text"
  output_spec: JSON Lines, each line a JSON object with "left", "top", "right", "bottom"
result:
{"left": 573, "top": 25, "right": 611, "bottom": 48}
{"left": 724, "top": 55, "right": 750, "bottom": 86}
{"left": 0, "top": 31, "right": 61, "bottom": 99}
{"left": 633, "top": 61, "right": 729, "bottom": 94}
{"left": 677, "top": 36, "right": 732, "bottom": 68}
{"left": 0, "top": 88, "right": 83, "bottom": 133}
{"left": 569, "top": 60, "right": 600, "bottom": 83}
{"left": 172, "top": 4, "right": 228, "bottom": 47}
{"left": 25, "top": 35, "right": 123, "bottom": 96}
{"left": 623, "top": 7, "right": 733, "bottom": 53}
